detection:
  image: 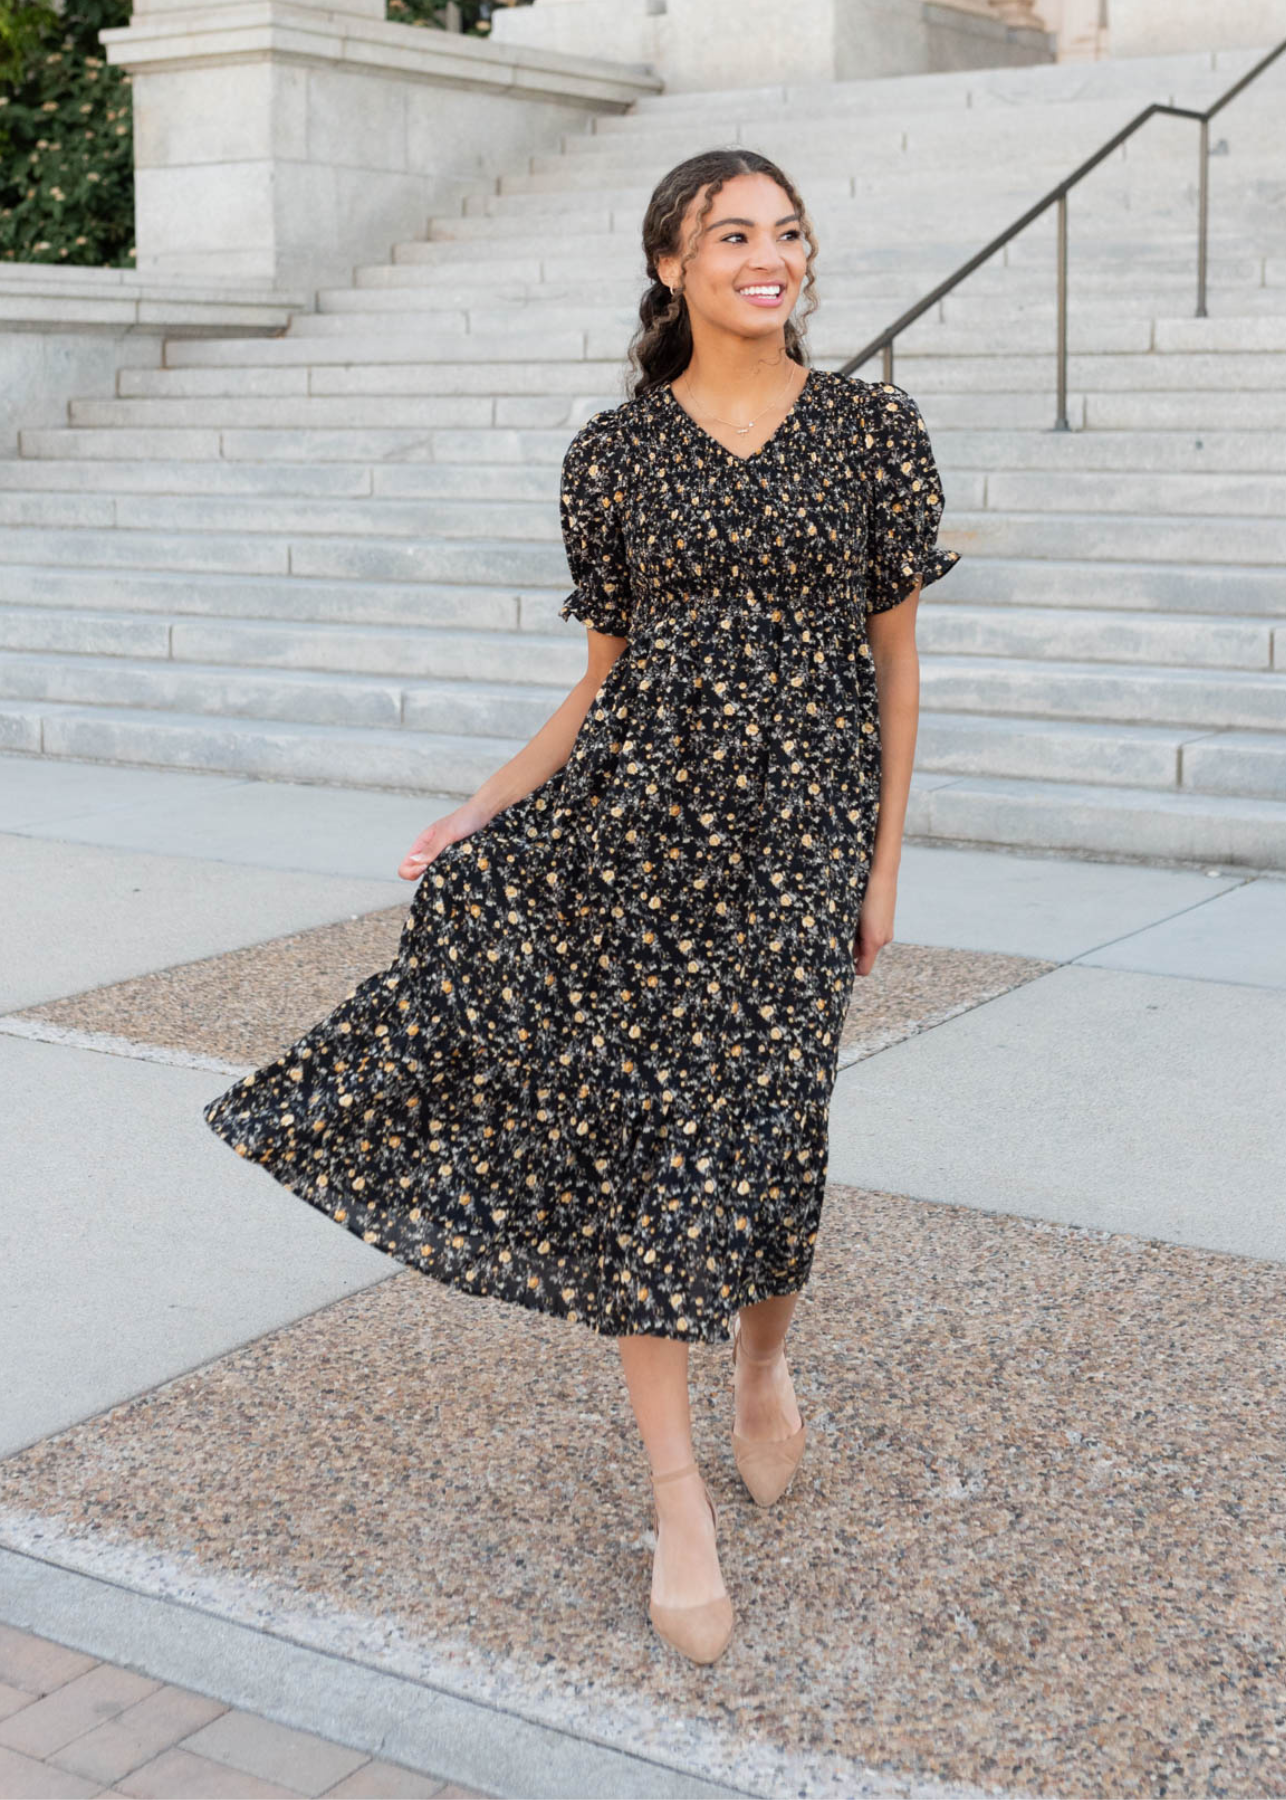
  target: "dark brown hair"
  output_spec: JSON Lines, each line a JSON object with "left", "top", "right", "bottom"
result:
{"left": 627, "top": 147, "right": 819, "bottom": 399}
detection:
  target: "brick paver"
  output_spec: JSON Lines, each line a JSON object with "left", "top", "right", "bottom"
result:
{"left": 0, "top": 1665, "right": 160, "bottom": 1760}
{"left": 181, "top": 1712, "right": 369, "bottom": 1792}
{"left": 0, "top": 1628, "right": 488, "bottom": 1799}
{"left": 50, "top": 1686, "right": 228, "bottom": 1785}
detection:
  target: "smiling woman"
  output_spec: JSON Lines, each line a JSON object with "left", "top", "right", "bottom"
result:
{"left": 203, "top": 143, "right": 962, "bottom": 1674}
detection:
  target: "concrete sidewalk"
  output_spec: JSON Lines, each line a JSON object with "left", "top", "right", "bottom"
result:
{"left": 2, "top": 753, "right": 1283, "bottom": 1800}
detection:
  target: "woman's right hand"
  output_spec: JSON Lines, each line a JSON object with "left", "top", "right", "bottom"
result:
{"left": 398, "top": 800, "right": 491, "bottom": 880}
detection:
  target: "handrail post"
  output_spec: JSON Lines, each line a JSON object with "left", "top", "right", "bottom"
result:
{"left": 1055, "top": 191, "right": 1069, "bottom": 431}
{"left": 1196, "top": 113, "right": 1209, "bottom": 318}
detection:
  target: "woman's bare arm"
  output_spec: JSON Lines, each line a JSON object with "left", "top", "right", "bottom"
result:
{"left": 854, "top": 583, "right": 922, "bottom": 974}
{"left": 399, "top": 628, "right": 628, "bottom": 879}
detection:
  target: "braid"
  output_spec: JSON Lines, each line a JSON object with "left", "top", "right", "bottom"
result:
{"left": 628, "top": 148, "right": 820, "bottom": 400}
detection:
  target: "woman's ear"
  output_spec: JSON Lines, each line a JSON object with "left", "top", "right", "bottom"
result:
{"left": 654, "top": 253, "right": 678, "bottom": 293}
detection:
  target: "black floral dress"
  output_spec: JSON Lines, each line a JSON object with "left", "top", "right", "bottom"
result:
{"left": 204, "top": 368, "right": 961, "bottom": 1344}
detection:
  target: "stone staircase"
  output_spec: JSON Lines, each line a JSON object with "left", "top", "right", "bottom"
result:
{"left": 2, "top": 47, "right": 1285, "bottom": 867}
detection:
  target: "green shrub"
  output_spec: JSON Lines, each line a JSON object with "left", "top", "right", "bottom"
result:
{"left": 386, "top": 0, "right": 531, "bottom": 36}
{"left": 0, "top": 0, "right": 134, "bottom": 268}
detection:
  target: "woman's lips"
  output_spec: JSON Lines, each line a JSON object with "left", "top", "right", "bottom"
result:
{"left": 737, "top": 286, "right": 786, "bottom": 308}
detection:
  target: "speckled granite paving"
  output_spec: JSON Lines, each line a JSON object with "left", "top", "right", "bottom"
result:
{"left": 1, "top": 1187, "right": 1281, "bottom": 1800}
{"left": 10, "top": 909, "right": 1053, "bottom": 1072}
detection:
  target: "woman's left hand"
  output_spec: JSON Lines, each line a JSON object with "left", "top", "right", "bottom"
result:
{"left": 854, "top": 865, "right": 897, "bottom": 977}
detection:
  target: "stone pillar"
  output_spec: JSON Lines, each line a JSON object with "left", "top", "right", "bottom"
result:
{"left": 99, "top": 3, "right": 660, "bottom": 292}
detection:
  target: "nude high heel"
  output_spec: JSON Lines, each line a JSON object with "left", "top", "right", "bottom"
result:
{"left": 731, "top": 1316, "right": 807, "bottom": 1508}
{"left": 648, "top": 1462, "right": 734, "bottom": 1665}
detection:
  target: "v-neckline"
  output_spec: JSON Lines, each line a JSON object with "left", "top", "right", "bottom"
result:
{"left": 665, "top": 365, "right": 816, "bottom": 465}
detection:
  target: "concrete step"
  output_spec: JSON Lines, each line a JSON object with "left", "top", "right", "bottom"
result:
{"left": 0, "top": 526, "right": 569, "bottom": 585}
{"left": 0, "top": 609, "right": 582, "bottom": 685}
{"left": 14, "top": 423, "right": 1286, "bottom": 479}
{"left": 0, "top": 458, "right": 557, "bottom": 501}
{"left": 935, "top": 556, "right": 1286, "bottom": 618}
{"left": 983, "top": 468, "right": 1286, "bottom": 516}
{"left": 0, "top": 651, "right": 573, "bottom": 736}
{"left": 15, "top": 425, "right": 580, "bottom": 464}
{"left": 55, "top": 385, "right": 1286, "bottom": 437}
{"left": 950, "top": 507, "right": 1286, "bottom": 564}
{"left": 6, "top": 601, "right": 1273, "bottom": 687}
{"left": 471, "top": 174, "right": 1284, "bottom": 226}
{"left": 916, "top": 710, "right": 1224, "bottom": 791}
{"left": 109, "top": 342, "right": 1286, "bottom": 404}
{"left": 0, "top": 567, "right": 537, "bottom": 629}
{"left": 913, "top": 770, "right": 1286, "bottom": 868}
{"left": 921, "top": 654, "right": 1286, "bottom": 731}
{"left": 5, "top": 694, "right": 1283, "bottom": 867}
{"left": 917, "top": 605, "right": 1279, "bottom": 669}
{"left": 0, "top": 701, "right": 528, "bottom": 793}
{"left": 0, "top": 489, "right": 560, "bottom": 541}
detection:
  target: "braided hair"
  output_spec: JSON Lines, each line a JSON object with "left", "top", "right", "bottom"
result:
{"left": 627, "top": 147, "right": 819, "bottom": 400}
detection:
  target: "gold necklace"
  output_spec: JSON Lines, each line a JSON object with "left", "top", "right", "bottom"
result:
{"left": 680, "top": 366, "right": 803, "bottom": 437}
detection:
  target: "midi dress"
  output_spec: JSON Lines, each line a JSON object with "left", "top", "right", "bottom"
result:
{"left": 204, "top": 367, "right": 962, "bottom": 1344}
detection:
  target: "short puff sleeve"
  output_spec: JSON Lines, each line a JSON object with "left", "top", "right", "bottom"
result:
{"left": 862, "top": 381, "right": 962, "bottom": 615}
{"left": 557, "top": 412, "right": 633, "bottom": 640}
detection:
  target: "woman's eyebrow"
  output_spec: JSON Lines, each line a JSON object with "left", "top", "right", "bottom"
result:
{"left": 705, "top": 214, "right": 801, "bottom": 231}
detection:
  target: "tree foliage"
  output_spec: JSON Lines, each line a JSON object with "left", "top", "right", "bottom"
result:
{"left": 386, "top": 0, "right": 531, "bottom": 36}
{"left": 0, "top": 0, "right": 134, "bottom": 267}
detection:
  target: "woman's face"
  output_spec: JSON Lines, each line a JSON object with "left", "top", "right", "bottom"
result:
{"left": 656, "top": 172, "right": 808, "bottom": 345}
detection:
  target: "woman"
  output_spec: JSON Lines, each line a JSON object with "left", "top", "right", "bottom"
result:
{"left": 205, "top": 147, "right": 961, "bottom": 1666}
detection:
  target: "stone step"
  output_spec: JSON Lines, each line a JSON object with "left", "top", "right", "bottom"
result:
{"left": 622, "top": 47, "right": 1232, "bottom": 104}
{"left": 16, "top": 423, "right": 1286, "bottom": 479}
{"left": 0, "top": 526, "right": 569, "bottom": 585}
{"left": 914, "top": 771, "right": 1286, "bottom": 868}
{"left": 0, "top": 608, "right": 582, "bottom": 683}
{"left": 55, "top": 385, "right": 1286, "bottom": 439}
{"left": 2, "top": 555, "right": 1283, "bottom": 627}
{"left": 63, "top": 395, "right": 577, "bottom": 429}
{"left": 915, "top": 710, "right": 1227, "bottom": 791}
{"left": 917, "top": 605, "right": 1278, "bottom": 669}
{"left": 472, "top": 173, "right": 1283, "bottom": 223}
{"left": 922, "top": 654, "right": 1285, "bottom": 731}
{"left": 0, "top": 457, "right": 557, "bottom": 500}
{"left": 5, "top": 694, "right": 1283, "bottom": 867}
{"left": 4, "top": 599, "right": 1273, "bottom": 683}
{"left": 0, "top": 701, "right": 527, "bottom": 793}
{"left": 15, "top": 425, "right": 580, "bottom": 464}
{"left": 136, "top": 339, "right": 1286, "bottom": 399}
{"left": 0, "top": 652, "right": 572, "bottom": 736}
{"left": 0, "top": 488, "right": 560, "bottom": 541}
{"left": 930, "top": 556, "right": 1286, "bottom": 618}
{"left": 0, "top": 567, "right": 535, "bottom": 629}
{"left": 386, "top": 238, "right": 1274, "bottom": 293}
{"left": 2, "top": 496, "right": 1279, "bottom": 574}
{"left": 954, "top": 507, "right": 1286, "bottom": 564}
{"left": 984, "top": 468, "right": 1286, "bottom": 516}
{"left": 1181, "top": 730, "right": 1286, "bottom": 800}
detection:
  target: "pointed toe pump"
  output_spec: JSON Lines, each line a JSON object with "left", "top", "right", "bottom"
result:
{"left": 731, "top": 1318, "right": 807, "bottom": 1508}
{"left": 648, "top": 1462, "right": 734, "bottom": 1665}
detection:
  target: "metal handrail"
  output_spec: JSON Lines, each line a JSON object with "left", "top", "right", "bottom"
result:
{"left": 837, "top": 36, "right": 1286, "bottom": 429}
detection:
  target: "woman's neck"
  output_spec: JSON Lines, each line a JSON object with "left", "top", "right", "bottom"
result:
{"left": 679, "top": 330, "right": 795, "bottom": 410}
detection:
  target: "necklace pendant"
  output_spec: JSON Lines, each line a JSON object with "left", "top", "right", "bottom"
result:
{"left": 734, "top": 424, "right": 751, "bottom": 435}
